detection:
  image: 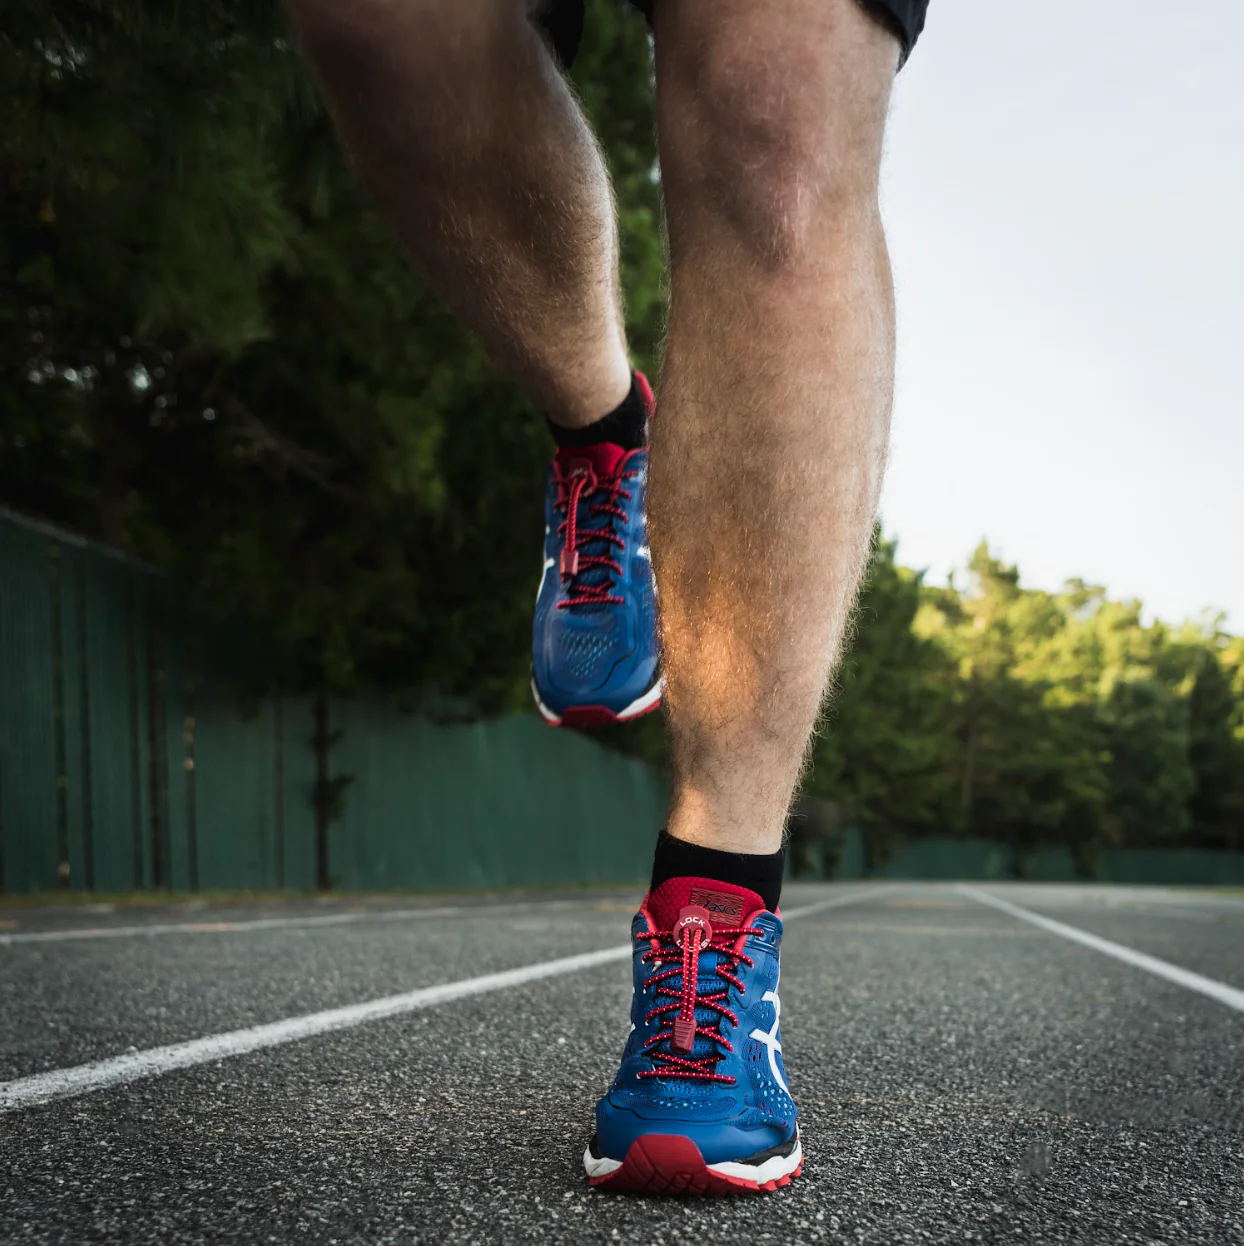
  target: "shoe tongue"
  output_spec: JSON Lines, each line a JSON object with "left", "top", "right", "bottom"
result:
{"left": 554, "top": 441, "right": 629, "bottom": 480}
{"left": 646, "top": 876, "right": 767, "bottom": 932}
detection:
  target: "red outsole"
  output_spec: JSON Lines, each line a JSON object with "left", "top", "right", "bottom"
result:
{"left": 588, "top": 1135, "right": 803, "bottom": 1197}
{"left": 557, "top": 699, "right": 662, "bottom": 729}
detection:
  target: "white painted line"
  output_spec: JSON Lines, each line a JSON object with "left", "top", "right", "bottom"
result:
{"left": 0, "top": 885, "right": 890, "bottom": 1113}
{"left": 782, "top": 885, "right": 902, "bottom": 920}
{"left": 0, "top": 945, "right": 632, "bottom": 1114}
{"left": 960, "top": 887, "right": 1244, "bottom": 1015}
{"left": 0, "top": 895, "right": 627, "bottom": 946}
{"left": 0, "top": 907, "right": 460, "bottom": 945}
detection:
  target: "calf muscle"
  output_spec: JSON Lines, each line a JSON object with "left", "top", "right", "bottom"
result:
{"left": 649, "top": 0, "right": 899, "bottom": 853}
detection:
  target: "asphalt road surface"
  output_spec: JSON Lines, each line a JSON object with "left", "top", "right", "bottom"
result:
{"left": 2, "top": 883, "right": 1242, "bottom": 1244}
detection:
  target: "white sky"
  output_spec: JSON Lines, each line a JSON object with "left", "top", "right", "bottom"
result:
{"left": 879, "top": 0, "right": 1244, "bottom": 630}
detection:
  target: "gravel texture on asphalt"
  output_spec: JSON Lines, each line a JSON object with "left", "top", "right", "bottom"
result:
{"left": 1, "top": 883, "right": 1241, "bottom": 1244}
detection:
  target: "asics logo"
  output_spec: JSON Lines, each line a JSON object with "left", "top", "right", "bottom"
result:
{"left": 688, "top": 888, "right": 744, "bottom": 919}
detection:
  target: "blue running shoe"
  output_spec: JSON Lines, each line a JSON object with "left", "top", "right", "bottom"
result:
{"left": 531, "top": 375, "right": 661, "bottom": 728}
{"left": 585, "top": 877, "right": 803, "bottom": 1195}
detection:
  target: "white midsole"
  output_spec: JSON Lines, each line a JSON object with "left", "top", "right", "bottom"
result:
{"left": 532, "top": 680, "right": 562, "bottom": 725}
{"left": 617, "top": 675, "right": 664, "bottom": 720}
{"left": 583, "top": 1150, "right": 624, "bottom": 1179}
{"left": 708, "top": 1138, "right": 803, "bottom": 1184}
{"left": 531, "top": 675, "right": 664, "bottom": 726}
{"left": 583, "top": 1133, "right": 802, "bottom": 1185}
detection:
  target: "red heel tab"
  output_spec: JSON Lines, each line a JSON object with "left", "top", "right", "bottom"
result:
{"left": 634, "top": 370, "right": 656, "bottom": 418}
{"left": 553, "top": 444, "right": 626, "bottom": 478}
{"left": 647, "top": 877, "right": 765, "bottom": 931}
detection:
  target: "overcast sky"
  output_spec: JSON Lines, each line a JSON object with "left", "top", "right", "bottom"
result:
{"left": 878, "top": 0, "right": 1243, "bottom": 630}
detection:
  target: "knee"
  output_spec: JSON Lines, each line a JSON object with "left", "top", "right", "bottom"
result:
{"left": 658, "top": 32, "right": 890, "bottom": 268}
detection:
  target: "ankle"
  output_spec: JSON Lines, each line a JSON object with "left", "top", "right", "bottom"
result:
{"left": 650, "top": 829, "right": 785, "bottom": 913}
{"left": 666, "top": 785, "right": 788, "bottom": 857}
{"left": 548, "top": 370, "right": 653, "bottom": 450}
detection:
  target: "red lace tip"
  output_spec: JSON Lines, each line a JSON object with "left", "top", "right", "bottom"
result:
{"left": 672, "top": 1018, "right": 697, "bottom": 1053}
{"left": 560, "top": 549, "right": 579, "bottom": 577}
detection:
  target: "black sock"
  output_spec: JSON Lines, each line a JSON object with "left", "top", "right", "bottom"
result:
{"left": 548, "top": 372, "right": 649, "bottom": 451}
{"left": 649, "top": 830, "right": 785, "bottom": 913}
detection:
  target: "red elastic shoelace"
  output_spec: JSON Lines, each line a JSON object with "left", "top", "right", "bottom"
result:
{"left": 635, "top": 906, "right": 755, "bottom": 1085}
{"left": 554, "top": 461, "right": 639, "bottom": 609}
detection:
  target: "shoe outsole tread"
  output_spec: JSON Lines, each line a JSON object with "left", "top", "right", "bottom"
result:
{"left": 587, "top": 1135, "right": 803, "bottom": 1197}
{"left": 558, "top": 698, "right": 661, "bottom": 728}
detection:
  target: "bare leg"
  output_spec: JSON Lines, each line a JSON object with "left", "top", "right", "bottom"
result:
{"left": 284, "top": 0, "right": 630, "bottom": 426}
{"left": 649, "top": 0, "right": 900, "bottom": 854}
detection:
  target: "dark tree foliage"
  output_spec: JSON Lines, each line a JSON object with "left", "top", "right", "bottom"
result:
{"left": 806, "top": 532, "right": 959, "bottom": 858}
{"left": 803, "top": 539, "right": 1243, "bottom": 863}
{"left": 2, "top": 3, "right": 1240, "bottom": 856}
{"left": 0, "top": 0, "right": 661, "bottom": 706}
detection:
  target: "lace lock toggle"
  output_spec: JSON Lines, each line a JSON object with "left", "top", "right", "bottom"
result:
{"left": 674, "top": 905, "right": 713, "bottom": 945}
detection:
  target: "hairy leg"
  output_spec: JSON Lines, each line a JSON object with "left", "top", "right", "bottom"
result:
{"left": 284, "top": 0, "right": 630, "bottom": 426}
{"left": 649, "top": 0, "right": 900, "bottom": 853}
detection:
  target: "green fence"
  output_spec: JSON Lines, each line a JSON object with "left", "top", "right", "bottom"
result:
{"left": 830, "top": 830, "right": 1244, "bottom": 887}
{"left": 6, "top": 508, "right": 1242, "bottom": 896}
{"left": 0, "top": 508, "right": 667, "bottom": 895}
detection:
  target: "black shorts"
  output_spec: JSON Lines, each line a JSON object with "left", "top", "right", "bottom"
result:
{"left": 540, "top": 1, "right": 928, "bottom": 70}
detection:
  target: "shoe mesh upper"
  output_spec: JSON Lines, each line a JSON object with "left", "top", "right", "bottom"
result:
{"left": 554, "top": 626, "right": 619, "bottom": 685}
{"left": 531, "top": 448, "right": 659, "bottom": 715}
{"left": 592, "top": 900, "right": 799, "bottom": 1166}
